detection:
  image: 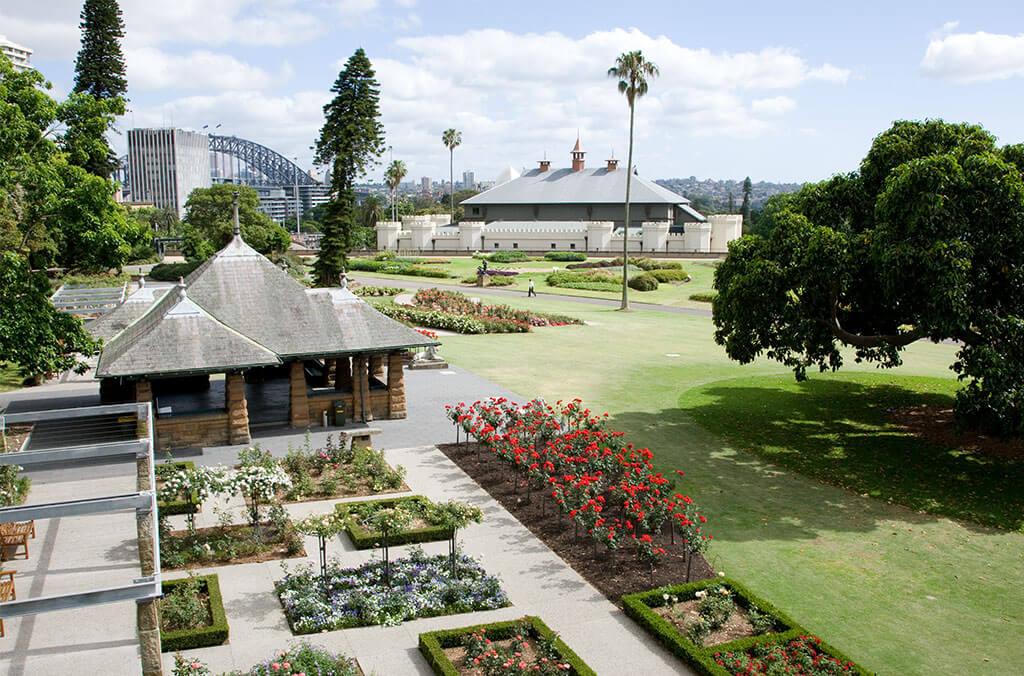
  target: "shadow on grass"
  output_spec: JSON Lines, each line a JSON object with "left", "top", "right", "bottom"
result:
{"left": 614, "top": 374, "right": 1021, "bottom": 538}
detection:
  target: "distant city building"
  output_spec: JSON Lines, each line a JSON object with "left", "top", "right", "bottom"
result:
{"left": 377, "top": 136, "right": 742, "bottom": 254}
{"left": 255, "top": 184, "right": 331, "bottom": 226}
{"left": 0, "top": 35, "right": 32, "bottom": 72}
{"left": 420, "top": 176, "right": 432, "bottom": 193}
{"left": 127, "top": 128, "right": 211, "bottom": 218}
{"left": 462, "top": 171, "right": 475, "bottom": 191}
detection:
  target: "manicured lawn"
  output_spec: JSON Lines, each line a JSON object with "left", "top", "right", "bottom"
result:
{"left": 437, "top": 296, "right": 1023, "bottom": 675}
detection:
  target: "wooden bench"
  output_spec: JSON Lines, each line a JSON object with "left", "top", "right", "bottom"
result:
{"left": 0, "top": 521, "right": 35, "bottom": 561}
{"left": 0, "top": 570, "right": 15, "bottom": 637}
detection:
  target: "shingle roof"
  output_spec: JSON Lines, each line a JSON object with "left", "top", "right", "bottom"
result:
{"left": 94, "top": 234, "right": 437, "bottom": 377}
{"left": 88, "top": 283, "right": 170, "bottom": 342}
{"left": 461, "top": 167, "right": 694, "bottom": 207}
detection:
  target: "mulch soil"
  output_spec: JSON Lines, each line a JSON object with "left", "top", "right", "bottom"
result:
{"left": 437, "top": 442, "right": 714, "bottom": 607}
{"left": 162, "top": 522, "right": 305, "bottom": 570}
{"left": 891, "top": 405, "right": 1024, "bottom": 461}
{"left": 653, "top": 599, "right": 759, "bottom": 647}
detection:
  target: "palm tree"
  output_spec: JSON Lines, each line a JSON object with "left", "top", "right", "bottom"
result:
{"left": 608, "top": 51, "right": 659, "bottom": 310}
{"left": 360, "top": 194, "right": 385, "bottom": 229}
{"left": 442, "top": 128, "right": 462, "bottom": 224}
{"left": 384, "top": 159, "right": 407, "bottom": 222}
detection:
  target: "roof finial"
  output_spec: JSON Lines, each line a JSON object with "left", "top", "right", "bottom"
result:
{"left": 231, "top": 191, "right": 241, "bottom": 238}
{"left": 138, "top": 276, "right": 146, "bottom": 289}
{"left": 340, "top": 269, "right": 348, "bottom": 289}
{"left": 177, "top": 277, "right": 187, "bottom": 301}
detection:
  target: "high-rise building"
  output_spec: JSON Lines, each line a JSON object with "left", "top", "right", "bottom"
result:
{"left": 0, "top": 35, "right": 32, "bottom": 72}
{"left": 462, "top": 171, "right": 475, "bottom": 191}
{"left": 127, "top": 128, "right": 211, "bottom": 218}
{"left": 420, "top": 176, "right": 432, "bottom": 193}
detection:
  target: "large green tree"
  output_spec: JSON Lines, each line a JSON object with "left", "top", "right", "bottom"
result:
{"left": 180, "top": 184, "right": 290, "bottom": 260}
{"left": 713, "top": 120, "right": 1024, "bottom": 435}
{"left": 608, "top": 50, "right": 659, "bottom": 310}
{"left": 0, "top": 252, "right": 97, "bottom": 383}
{"left": 314, "top": 48, "right": 385, "bottom": 285}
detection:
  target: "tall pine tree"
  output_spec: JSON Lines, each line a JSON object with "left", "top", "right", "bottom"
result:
{"left": 313, "top": 48, "right": 385, "bottom": 286}
{"left": 740, "top": 176, "right": 753, "bottom": 225}
{"left": 72, "top": 0, "right": 126, "bottom": 178}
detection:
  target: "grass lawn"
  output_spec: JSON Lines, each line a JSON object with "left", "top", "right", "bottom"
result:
{"left": 351, "top": 255, "right": 720, "bottom": 308}
{"left": 436, "top": 296, "right": 1023, "bottom": 675}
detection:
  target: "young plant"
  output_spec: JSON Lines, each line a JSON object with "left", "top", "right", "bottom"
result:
{"left": 171, "top": 654, "right": 212, "bottom": 676}
{"left": 230, "top": 461, "right": 291, "bottom": 533}
{"left": 294, "top": 512, "right": 349, "bottom": 587}
{"left": 158, "top": 465, "right": 228, "bottom": 533}
{"left": 427, "top": 499, "right": 484, "bottom": 579}
{"left": 369, "top": 505, "right": 413, "bottom": 586}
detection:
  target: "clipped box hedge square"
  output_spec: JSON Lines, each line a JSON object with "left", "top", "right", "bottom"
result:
{"left": 160, "top": 574, "right": 229, "bottom": 652}
{"left": 335, "top": 495, "right": 450, "bottom": 549}
{"left": 156, "top": 460, "right": 199, "bottom": 517}
{"left": 622, "top": 577, "right": 871, "bottom": 675}
{"left": 418, "top": 615, "right": 595, "bottom": 676}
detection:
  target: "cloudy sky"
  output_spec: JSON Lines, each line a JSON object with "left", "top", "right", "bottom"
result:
{"left": 2, "top": 0, "right": 1023, "bottom": 184}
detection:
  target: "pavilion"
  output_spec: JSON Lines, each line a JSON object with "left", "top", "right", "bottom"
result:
{"left": 91, "top": 204, "right": 435, "bottom": 450}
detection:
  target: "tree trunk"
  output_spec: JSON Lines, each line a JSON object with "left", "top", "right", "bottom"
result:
{"left": 449, "top": 149, "right": 455, "bottom": 225}
{"left": 621, "top": 98, "right": 636, "bottom": 311}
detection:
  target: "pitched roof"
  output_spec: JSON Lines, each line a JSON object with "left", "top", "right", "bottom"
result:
{"left": 461, "top": 167, "right": 694, "bottom": 207}
{"left": 88, "top": 283, "right": 170, "bottom": 342}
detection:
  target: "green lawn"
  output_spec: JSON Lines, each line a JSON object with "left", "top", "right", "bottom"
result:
{"left": 436, "top": 296, "right": 1023, "bottom": 675}
{"left": 351, "top": 255, "right": 720, "bottom": 308}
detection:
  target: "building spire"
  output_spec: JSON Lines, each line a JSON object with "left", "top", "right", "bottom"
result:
{"left": 231, "top": 190, "right": 241, "bottom": 237}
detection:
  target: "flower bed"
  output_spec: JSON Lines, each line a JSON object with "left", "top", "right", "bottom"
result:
{"left": 156, "top": 460, "right": 199, "bottom": 516}
{"left": 714, "top": 636, "right": 868, "bottom": 676}
{"left": 277, "top": 436, "right": 407, "bottom": 502}
{"left": 160, "top": 574, "right": 229, "bottom": 652}
{"left": 348, "top": 258, "right": 452, "bottom": 278}
{"left": 160, "top": 519, "right": 304, "bottom": 570}
{"left": 173, "top": 643, "right": 361, "bottom": 676}
{"left": 419, "top": 616, "right": 596, "bottom": 676}
{"left": 622, "top": 578, "right": 870, "bottom": 675}
{"left": 353, "top": 285, "right": 406, "bottom": 297}
{"left": 412, "top": 288, "right": 582, "bottom": 330}
{"left": 545, "top": 270, "right": 622, "bottom": 292}
{"left": 336, "top": 495, "right": 450, "bottom": 549}
{"left": 275, "top": 549, "right": 509, "bottom": 632}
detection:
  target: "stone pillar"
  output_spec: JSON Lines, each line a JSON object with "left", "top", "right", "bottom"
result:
{"left": 225, "top": 372, "right": 251, "bottom": 444}
{"left": 376, "top": 221, "right": 401, "bottom": 251}
{"left": 369, "top": 355, "right": 386, "bottom": 380}
{"left": 135, "top": 379, "right": 153, "bottom": 439}
{"left": 586, "top": 221, "right": 614, "bottom": 252}
{"left": 335, "top": 357, "right": 352, "bottom": 391}
{"left": 642, "top": 221, "right": 670, "bottom": 253}
{"left": 325, "top": 359, "right": 336, "bottom": 387}
{"left": 135, "top": 379, "right": 153, "bottom": 404}
{"left": 137, "top": 599, "right": 162, "bottom": 676}
{"left": 387, "top": 352, "right": 406, "bottom": 419}
{"left": 289, "top": 361, "right": 310, "bottom": 428}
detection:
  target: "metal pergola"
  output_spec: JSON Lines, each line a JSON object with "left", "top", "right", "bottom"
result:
{"left": 50, "top": 283, "right": 128, "bottom": 317}
{"left": 0, "top": 402, "right": 163, "bottom": 675}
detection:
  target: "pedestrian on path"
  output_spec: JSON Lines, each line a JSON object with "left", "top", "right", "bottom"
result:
{"left": 527, "top": 278, "right": 536, "bottom": 297}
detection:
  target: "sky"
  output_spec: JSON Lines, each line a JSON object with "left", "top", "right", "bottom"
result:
{"left": 2, "top": 0, "right": 1023, "bottom": 184}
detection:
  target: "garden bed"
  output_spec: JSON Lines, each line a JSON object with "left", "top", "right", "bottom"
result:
{"left": 335, "top": 495, "right": 449, "bottom": 549}
{"left": 274, "top": 437, "right": 408, "bottom": 503}
{"left": 160, "top": 574, "right": 229, "bottom": 652}
{"left": 160, "top": 521, "right": 304, "bottom": 570}
{"left": 377, "top": 288, "right": 583, "bottom": 334}
{"left": 622, "top": 578, "right": 870, "bottom": 675}
{"left": 155, "top": 460, "right": 199, "bottom": 516}
{"left": 419, "top": 616, "right": 596, "bottom": 676}
{"left": 438, "top": 441, "right": 714, "bottom": 603}
{"left": 275, "top": 549, "right": 509, "bottom": 633}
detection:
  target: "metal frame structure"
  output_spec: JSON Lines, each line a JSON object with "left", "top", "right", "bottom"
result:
{"left": 51, "top": 283, "right": 128, "bottom": 317}
{"left": 209, "top": 135, "right": 319, "bottom": 187}
{"left": 0, "top": 402, "right": 162, "bottom": 674}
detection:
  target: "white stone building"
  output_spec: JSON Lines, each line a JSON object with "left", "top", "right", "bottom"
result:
{"left": 1, "top": 35, "right": 32, "bottom": 72}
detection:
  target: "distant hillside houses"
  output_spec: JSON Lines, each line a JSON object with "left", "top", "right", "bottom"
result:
{"left": 377, "top": 138, "right": 743, "bottom": 254}
{"left": 655, "top": 177, "right": 804, "bottom": 214}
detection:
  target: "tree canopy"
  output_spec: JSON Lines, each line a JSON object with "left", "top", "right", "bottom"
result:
{"left": 181, "top": 184, "right": 290, "bottom": 261}
{"left": 713, "top": 120, "right": 1024, "bottom": 434}
{"left": 73, "top": 0, "right": 127, "bottom": 100}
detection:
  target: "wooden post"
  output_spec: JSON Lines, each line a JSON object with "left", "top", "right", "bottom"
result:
{"left": 387, "top": 352, "right": 406, "bottom": 419}
{"left": 225, "top": 372, "right": 251, "bottom": 444}
{"left": 289, "top": 361, "right": 310, "bottom": 428}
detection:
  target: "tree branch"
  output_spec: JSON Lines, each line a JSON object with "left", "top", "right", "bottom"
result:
{"left": 823, "top": 290, "right": 924, "bottom": 348}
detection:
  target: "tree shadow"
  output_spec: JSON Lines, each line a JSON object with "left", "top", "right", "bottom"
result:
{"left": 609, "top": 377, "right": 1021, "bottom": 541}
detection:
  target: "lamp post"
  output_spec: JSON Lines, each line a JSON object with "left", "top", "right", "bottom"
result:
{"left": 293, "top": 157, "right": 301, "bottom": 235}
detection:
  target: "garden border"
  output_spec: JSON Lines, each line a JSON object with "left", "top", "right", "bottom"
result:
{"left": 160, "top": 574, "right": 229, "bottom": 652}
{"left": 156, "top": 460, "right": 198, "bottom": 517}
{"left": 335, "top": 495, "right": 450, "bottom": 550}
{"left": 418, "top": 615, "right": 596, "bottom": 676}
{"left": 622, "top": 577, "right": 871, "bottom": 675}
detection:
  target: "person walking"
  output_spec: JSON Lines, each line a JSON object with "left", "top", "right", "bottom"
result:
{"left": 527, "top": 278, "right": 537, "bottom": 297}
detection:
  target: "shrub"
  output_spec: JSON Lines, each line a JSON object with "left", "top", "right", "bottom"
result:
{"left": 487, "top": 250, "right": 531, "bottom": 263}
{"left": 155, "top": 461, "right": 198, "bottom": 517}
{"left": 651, "top": 268, "right": 690, "bottom": 283}
{"left": 246, "top": 643, "right": 360, "bottom": 676}
{"left": 160, "top": 575, "right": 229, "bottom": 652}
{"left": 352, "top": 285, "right": 406, "bottom": 297}
{"left": 149, "top": 261, "right": 201, "bottom": 282}
{"left": 337, "top": 496, "right": 450, "bottom": 549}
{"left": 690, "top": 292, "right": 717, "bottom": 303}
{"left": 544, "top": 251, "right": 587, "bottom": 262}
{"left": 628, "top": 273, "right": 659, "bottom": 291}
{"left": 0, "top": 465, "right": 30, "bottom": 507}
{"left": 486, "top": 275, "right": 515, "bottom": 286}
{"left": 546, "top": 270, "right": 621, "bottom": 292}
{"left": 419, "top": 615, "right": 597, "bottom": 676}
{"left": 347, "top": 258, "right": 452, "bottom": 279}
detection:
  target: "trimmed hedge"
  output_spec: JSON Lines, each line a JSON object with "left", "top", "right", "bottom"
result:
{"left": 348, "top": 258, "right": 452, "bottom": 279}
{"left": 650, "top": 268, "right": 690, "bottom": 283}
{"left": 419, "top": 615, "right": 596, "bottom": 676}
{"left": 690, "top": 292, "right": 717, "bottom": 303}
{"left": 156, "top": 460, "right": 198, "bottom": 517}
{"left": 544, "top": 251, "right": 587, "bottom": 262}
{"left": 486, "top": 250, "right": 531, "bottom": 263}
{"left": 622, "top": 577, "right": 872, "bottom": 676}
{"left": 628, "top": 273, "right": 659, "bottom": 291}
{"left": 160, "top": 574, "right": 229, "bottom": 652}
{"left": 148, "top": 261, "right": 201, "bottom": 282}
{"left": 546, "top": 270, "right": 621, "bottom": 293}
{"left": 336, "top": 495, "right": 450, "bottom": 549}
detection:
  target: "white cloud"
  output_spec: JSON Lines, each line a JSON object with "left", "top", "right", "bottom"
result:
{"left": 751, "top": 96, "right": 797, "bottom": 115}
{"left": 336, "top": 0, "right": 379, "bottom": 17}
{"left": 126, "top": 47, "right": 279, "bottom": 91}
{"left": 922, "top": 29, "right": 1024, "bottom": 82}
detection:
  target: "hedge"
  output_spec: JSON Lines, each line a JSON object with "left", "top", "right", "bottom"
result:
{"left": 546, "top": 270, "right": 621, "bottom": 293}
{"left": 160, "top": 574, "right": 229, "bottom": 652}
{"left": 418, "top": 615, "right": 596, "bottom": 676}
{"left": 148, "top": 261, "right": 201, "bottom": 282}
{"left": 622, "top": 577, "right": 872, "bottom": 676}
{"left": 486, "top": 250, "right": 531, "bottom": 263}
{"left": 650, "top": 269, "right": 690, "bottom": 283}
{"left": 156, "top": 460, "right": 198, "bottom": 517}
{"left": 544, "top": 251, "right": 587, "bottom": 262}
{"left": 348, "top": 258, "right": 452, "bottom": 279}
{"left": 628, "top": 273, "right": 659, "bottom": 291}
{"left": 690, "top": 292, "right": 717, "bottom": 303}
{"left": 335, "top": 496, "right": 450, "bottom": 549}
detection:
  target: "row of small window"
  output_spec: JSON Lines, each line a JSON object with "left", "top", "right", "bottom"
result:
{"left": 493, "top": 242, "right": 576, "bottom": 249}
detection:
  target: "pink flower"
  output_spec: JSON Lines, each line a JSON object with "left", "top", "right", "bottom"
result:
{"left": 270, "top": 664, "right": 280, "bottom": 672}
